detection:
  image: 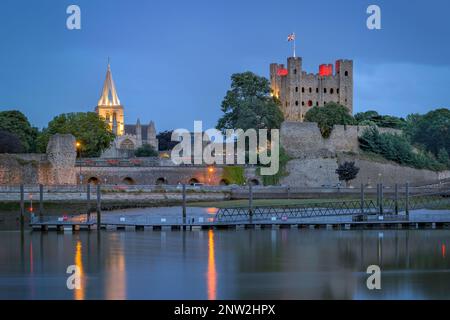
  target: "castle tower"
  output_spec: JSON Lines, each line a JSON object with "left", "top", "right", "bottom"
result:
{"left": 95, "top": 63, "right": 125, "bottom": 136}
{"left": 270, "top": 56, "right": 353, "bottom": 122}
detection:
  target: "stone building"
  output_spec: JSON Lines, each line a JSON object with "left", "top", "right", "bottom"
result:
{"left": 95, "top": 63, "right": 158, "bottom": 158}
{"left": 270, "top": 56, "right": 353, "bottom": 121}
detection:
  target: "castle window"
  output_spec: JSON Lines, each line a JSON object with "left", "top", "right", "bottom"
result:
{"left": 295, "top": 101, "right": 299, "bottom": 106}
{"left": 330, "top": 88, "right": 334, "bottom": 94}
{"left": 345, "top": 71, "right": 349, "bottom": 76}
{"left": 301, "top": 101, "right": 305, "bottom": 106}
{"left": 302, "top": 87, "right": 305, "bottom": 93}
{"left": 324, "top": 101, "right": 327, "bottom": 105}
{"left": 337, "top": 88, "right": 340, "bottom": 94}
{"left": 324, "top": 88, "right": 327, "bottom": 94}
{"left": 316, "top": 102, "right": 319, "bottom": 106}
{"left": 316, "top": 88, "right": 319, "bottom": 93}
{"left": 295, "top": 87, "right": 298, "bottom": 92}
{"left": 309, "top": 87, "right": 312, "bottom": 93}
{"left": 294, "top": 69, "right": 297, "bottom": 74}
{"left": 308, "top": 100, "right": 313, "bottom": 107}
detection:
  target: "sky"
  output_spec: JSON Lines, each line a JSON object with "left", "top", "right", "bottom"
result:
{"left": 0, "top": 0, "right": 449, "bottom": 131}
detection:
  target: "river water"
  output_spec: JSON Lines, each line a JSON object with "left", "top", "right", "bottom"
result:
{"left": 0, "top": 213, "right": 449, "bottom": 299}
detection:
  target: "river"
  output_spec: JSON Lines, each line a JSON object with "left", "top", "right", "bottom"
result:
{"left": 0, "top": 209, "right": 449, "bottom": 299}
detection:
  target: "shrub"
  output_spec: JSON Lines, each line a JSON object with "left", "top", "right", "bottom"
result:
{"left": 222, "top": 166, "right": 245, "bottom": 185}
{"left": 359, "top": 127, "right": 445, "bottom": 171}
{"left": 135, "top": 144, "right": 158, "bottom": 157}
{"left": 304, "top": 102, "right": 356, "bottom": 138}
{"left": 335, "top": 161, "right": 360, "bottom": 186}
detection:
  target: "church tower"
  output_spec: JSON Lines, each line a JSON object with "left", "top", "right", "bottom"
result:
{"left": 95, "top": 63, "right": 125, "bottom": 136}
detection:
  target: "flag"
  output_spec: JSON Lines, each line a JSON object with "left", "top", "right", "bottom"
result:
{"left": 287, "top": 33, "right": 295, "bottom": 42}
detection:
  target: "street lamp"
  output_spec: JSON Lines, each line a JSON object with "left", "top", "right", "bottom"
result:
{"left": 76, "top": 141, "right": 83, "bottom": 184}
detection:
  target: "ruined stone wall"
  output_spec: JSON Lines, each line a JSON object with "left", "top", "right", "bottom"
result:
{"left": 0, "top": 134, "right": 76, "bottom": 185}
{"left": 281, "top": 122, "right": 400, "bottom": 158}
{"left": 280, "top": 122, "right": 450, "bottom": 187}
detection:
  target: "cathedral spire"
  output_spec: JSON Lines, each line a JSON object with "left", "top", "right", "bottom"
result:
{"left": 98, "top": 62, "right": 121, "bottom": 106}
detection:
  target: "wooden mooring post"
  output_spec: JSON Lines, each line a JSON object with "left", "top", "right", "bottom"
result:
{"left": 379, "top": 183, "right": 384, "bottom": 215}
{"left": 182, "top": 184, "right": 187, "bottom": 230}
{"left": 96, "top": 184, "right": 101, "bottom": 230}
{"left": 360, "top": 184, "right": 364, "bottom": 215}
{"left": 405, "top": 182, "right": 410, "bottom": 216}
{"left": 39, "top": 184, "right": 44, "bottom": 221}
{"left": 394, "top": 184, "right": 399, "bottom": 215}
{"left": 248, "top": 183, "right": 253, "bottom": 224}
{"left": 86, "top": 183, "right": 91, "bottom": 221}
{"left": 20, "top": 184, "right": 25, "bottom": 230}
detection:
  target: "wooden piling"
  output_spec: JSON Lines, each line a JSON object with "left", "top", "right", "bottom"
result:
{"left": 20, "top": 184, "right": 24, "bottom": 230}
{"left": 96, "top": 184, "right": 101, "bottom": 230}
{"left": 39, "top": 184, "right": 44, "bottom": 221}
{"left": 182, "top": 184, "right": 186, "bottom": 230}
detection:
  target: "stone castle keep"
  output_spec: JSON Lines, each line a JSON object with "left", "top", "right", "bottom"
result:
{"left": 270, "top": 56, "right": 353, "bottom": 121}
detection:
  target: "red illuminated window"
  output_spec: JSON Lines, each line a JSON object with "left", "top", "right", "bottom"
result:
{"left": 277, "top": 68, "right": 289, "bottom": 76}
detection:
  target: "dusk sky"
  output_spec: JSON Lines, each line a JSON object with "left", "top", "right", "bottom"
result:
{"left": 0, "top": 0, "right": 449, "bottom": 131}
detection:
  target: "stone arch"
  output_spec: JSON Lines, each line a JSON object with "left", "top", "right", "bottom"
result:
{"left": 189, "top": 178, "right": 200, "bottom": 185}
{"left": 156, "top": 177, "right": 168, "bottom": 185}
{"left": 219, "top": 179, "right": 230, "bottom": 186}
{"left": 120, "top": 139, "right": 135, "bottom": 150}
{"left": 88, "top": 177, "right": 99, "bottom": 185}
{"left": 122, "top": 177, "right": 135, "bottom": 185}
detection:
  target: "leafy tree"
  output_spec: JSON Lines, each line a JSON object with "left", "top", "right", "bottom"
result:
{"left": 135, "top": 144, "right": 158, "bottom": 157}
{"left": 355, "top": 110, "right": 406, "bottom": 129}
{"left": 156, "top": 130, "right": 179, "bottom": 151}
{"left": 0, "top": 130, "right": 25, "bottom": 153}
{"left": 437, "top": 148, "right": 450, "bottom": 167}
{"left": 217, "top": 72, "right": 284, "bottom": 132}
{"left": 37, "top": 112, "right": 115, "bottom": 157}
{"left": 304, "top": 102, "right": 356, "bottom": 138}
{"left": 407, "top": 108, "right": 450, "bottom": 156}
{"left": 335, "top": 161, "right": 360, "bottom": 187}
{"left": 0, "top": 110, "right": 39, "bottom": 152}
{"left": 359, "top": 127, "right": 445, "bottom": 171}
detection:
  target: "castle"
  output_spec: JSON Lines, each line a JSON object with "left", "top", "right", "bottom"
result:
{"left": 95, "top": 64, "right": 158, "bottom": 158}
{"left": 270, "top": 56, "right": 353, "bottom": 121}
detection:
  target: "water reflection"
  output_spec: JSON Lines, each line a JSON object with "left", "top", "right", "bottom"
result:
{"left": 105, "top": 233, "right": 127, "bottom": 300}
{"left": 207, "top": 230, "right": 217, "bottom": 300}
{"left": 74, "top": 240, "right": 84, "bottom": 300}
{"left": 1, "top": 229, "right": 450, "bottom": 299}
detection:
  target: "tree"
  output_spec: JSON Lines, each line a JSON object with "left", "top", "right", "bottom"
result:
{"left": 0, "top": 110, "right": 39, "bottom": 152}
{"left": 304, "top": 102, "right": 356, "bottom": 138}
{"left": 216, "top": 72, "right": 284, "bottom": 132}
{"left": 135, "top": 144, "right": 158, "bottom": 157}
{"left": 355, "top": 110, "right": 405, "bottom": 129}
{"left": 37, "top": 112, "right": 115, "bottom": 157}
{"left": 156, "top": 130, "right": 179, "bottom": 151}
{"left": 407, "top": 108, "right": 450, "bottom": 156}
{"left": 0, "top": 130, "right": 25, "bottom": 153}
{"left": 437, "top": 148, "right": 450, "bottom": 167}
{"left": 335, "top": 161, "right": 360, "bottom": 187}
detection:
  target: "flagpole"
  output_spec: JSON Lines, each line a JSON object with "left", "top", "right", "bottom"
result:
{"left": 293, "top": 33, "right": 296, "bottom": 58}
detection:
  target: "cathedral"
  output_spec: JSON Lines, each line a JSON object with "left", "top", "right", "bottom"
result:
{"left": 95, "top": 63, "right": 158, "bottom": 158}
